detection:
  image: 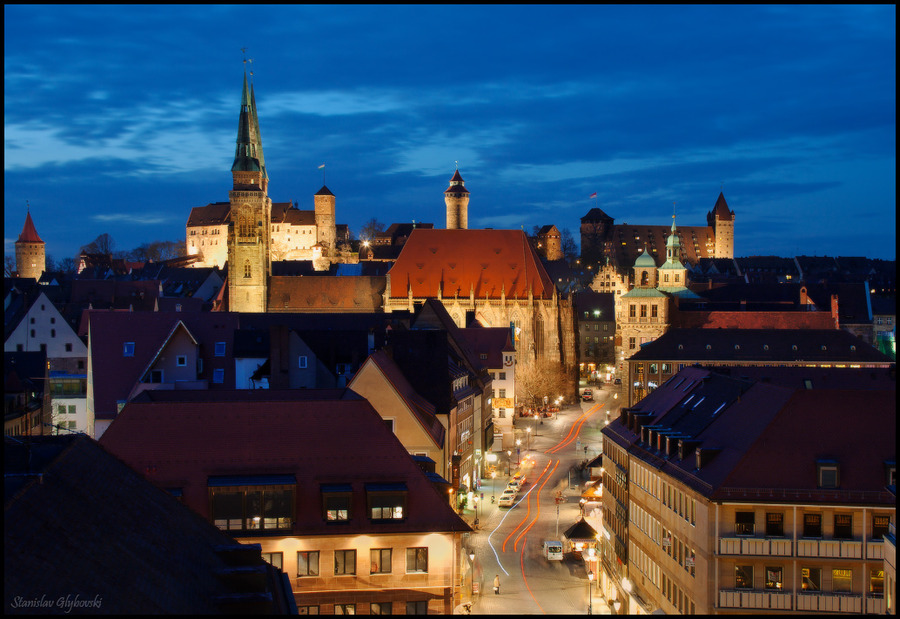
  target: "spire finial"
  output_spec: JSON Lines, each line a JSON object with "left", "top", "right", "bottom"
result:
{"left": 26, "top": 199, "right": 30, "bottom": 212}
{"left": 455, "top": 160, "right": 459, "bottom": 170}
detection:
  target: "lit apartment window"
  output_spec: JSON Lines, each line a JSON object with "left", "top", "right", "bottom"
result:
{"left": 874, "top": 514, "right": 891, "bottom": 539}
{"left": 871, "top": 568, "right": 885, "bottom": 594}
{"left": 334, "top": 549, "right": 356, "bottom": 575}
{"left": 735, "top": 565, "right": 753, "bottom": 589}
{"left": 297, "top": 551, "right": 319, "bottom": 577}
{"left": 209, "top": 480, "right": 294, "bottom": 532}
{"left": 765, "top": 566, "right": 784, "bottom": 590}
{"left": 261, "top": 552, "right": 283, "bottom": 570}
{"left": 370, "top": 548, "right": 392, "bottom": 574}
{"left": 406, "top": 548, "right": 428, "bottom": 573}
{"left": 367, "top": 483, "right": 407, "bottom": 520}
{"left": 322, "top": 484, "right": 352, "bottom": 522}
{"left": 801, "top": 567, "right": 821, "bottom": 591}
{"left": 832, "top": 568, "right": 852, "bottom": 593}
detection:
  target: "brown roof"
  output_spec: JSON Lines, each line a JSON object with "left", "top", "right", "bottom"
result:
{"left": 387, "top": 229, "right": 555, "bottom": 299}
{"left": 675, "top": 310, "right": 836, "bottom": 330}
{"left": 17, "top": 211, "right": 43, "bottom": 244}
{"left": 99, "top": 390, "right": 471, "bottom": 535}
{"left": 459, "top": 327, "right": 514, "bottom": 368}
{"left": 187, "top": 202, "right": 231, "bottom": 227}
{"left": 709, "top": 191, "right": 734, "bottom": 221}
{"left": 612, "top": 223, "right": 714, "bottom": 267}
{"left": 268, "top": 275, "right": 386, "bottom": 312}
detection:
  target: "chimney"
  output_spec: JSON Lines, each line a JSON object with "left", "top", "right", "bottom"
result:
{"left": 695, "top": 447, "right": 721, "bottom": 470}
{"left": 678, "top": 439, "right": 700, "bottom": 461}
{"left": 799, "top": 286, "right": 808, "bottom": 306}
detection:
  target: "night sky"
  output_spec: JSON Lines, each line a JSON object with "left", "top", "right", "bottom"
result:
{"left": 4, "top": 5, "right": 896, "bottom": 264}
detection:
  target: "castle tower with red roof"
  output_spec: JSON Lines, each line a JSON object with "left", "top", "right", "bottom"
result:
{"left": 227, "top": 71, "right": 272, "bottom": 312}
{"left": 15, "top": 208, "right": 45, "bottom": 280}
{"left": 707, "top": 191, "right": 735, "bottom": 259}
{"left": 444, "top": 169, "right": 469, "bottom": 229}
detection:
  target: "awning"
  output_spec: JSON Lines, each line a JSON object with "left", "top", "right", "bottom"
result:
{"left": 563, "top": 518, "right": 599, "bottom": 541}
{"left": 208, "top": 474, "right": 297, "bottom": 487}
{"left": 364, "top": 482, "right": 407, "bottom": 492}
{"left": 320, "top": 483, "right": 352, "bottom": 493}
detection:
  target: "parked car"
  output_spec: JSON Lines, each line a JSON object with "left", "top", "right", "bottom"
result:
{"left": 582, "top": 388, "right": 593, "bottom": 402}
{"left": 498, "top": 493, "right": 517, "bottom": 508}
{"left": 614, "top": 378, "right": 622, "bottom": 385}
{"left": 507, "top": 479, "right": 523, "bottom": 492}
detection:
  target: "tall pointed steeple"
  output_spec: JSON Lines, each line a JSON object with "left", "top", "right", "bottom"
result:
{"left": 250, "top": 80, "right": 267, "bottom": 182}
{"left": 231, "top": 72, "right": 264, "bottom": 186}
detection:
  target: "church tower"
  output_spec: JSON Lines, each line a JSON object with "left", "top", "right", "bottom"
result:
{"left": 16, "top": 207, "right": 46, "bottom": 280}
{"left": 444, "top": 169, "right": 469, "bottom": 229}
{"left": 707, "top": 192, "right": 735, "bottom": 259}
{"left": 227, "top": 72, "right": 271, "bottom": 313}
{"left": 657, "top": 214, "right": 689, "bottom": 291}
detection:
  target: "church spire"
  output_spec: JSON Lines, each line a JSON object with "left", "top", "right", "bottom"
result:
{"left": 250, "top": 80, "right": 267, "bottom": 181}
{"left": 231, "top": 72, "right": 263, "bottom": 179}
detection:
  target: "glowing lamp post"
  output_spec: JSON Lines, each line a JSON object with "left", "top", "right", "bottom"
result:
{"left": 526, "top": 427, "right": 532, "bottom": 451}
{"left": 588, "top": 570, "right": 594, "bottom": 614}
{"left": 491, "top": 471, "right": 497, "bottom": 501}
{"left": 506, "top": 450, "right": 512, "bottom": 475}
{"left": 516, "top": 439, "right": 521, "bottom": 465}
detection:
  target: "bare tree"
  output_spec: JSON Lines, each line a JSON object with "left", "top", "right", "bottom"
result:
{"left": 4, "top": 254, "right": 15, "bottom": 277}
{"left": 81, "top": 233, "right": 116, "bottom": 256}
{"left": 358, "top": 218, "right": 386, "bottom": 242}
{"left": 58, "top": 257, "right": 76, "bottom": 273}
{"left": 515, "top": 357, "right": 571, "bottom": 411}
{"left": 560, "top": 228, "right": 578, "bottom": 265}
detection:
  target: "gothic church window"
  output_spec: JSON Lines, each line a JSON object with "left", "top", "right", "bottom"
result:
{"left": 244, "top": 260, "right": 252, "bottom": 278}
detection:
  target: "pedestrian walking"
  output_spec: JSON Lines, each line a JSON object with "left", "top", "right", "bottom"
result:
{"left": 493, "top": 574, "right": 500, "bottom": 595}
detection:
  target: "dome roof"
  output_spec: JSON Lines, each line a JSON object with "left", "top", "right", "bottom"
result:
{"left": 634, "top": 250, "right": 656, "bottom": 267}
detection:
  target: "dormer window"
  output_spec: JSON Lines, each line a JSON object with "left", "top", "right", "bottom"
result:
{"left": 366, "top": 483, "right": 407, "bottom": 521}
{"left": 123, "top": 342, "right": 135, "bottom": 357}
{"left": 817, "top": 460, "right": 839, "bottom": 489}
{"left": 885, "top": 461, "right": 896, "bottom": 487}
{"left": 321, "top": 484, "right": 352, "bottom": 522}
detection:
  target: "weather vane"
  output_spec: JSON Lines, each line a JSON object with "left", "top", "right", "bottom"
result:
{"left": 455, "top": 160, "right": 459, "bottom": 170}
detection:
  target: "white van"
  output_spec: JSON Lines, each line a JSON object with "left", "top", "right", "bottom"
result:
{"left": 542, "top": 540, "right": 563, "bottom": 560}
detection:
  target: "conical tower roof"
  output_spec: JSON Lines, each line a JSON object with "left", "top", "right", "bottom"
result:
{"left": 315, "top": 185, "right": 334, "bottom": 196}
{"left": 231, "top": 72, "right": 262, "bottom": 173}
{"left": 711, "top": 192, "right": 734, "bottom": 221}
{"left": 445, "top": 169, "right": 469, "bottom": 194}
{"left": 17, "top": 211, "right": 44, "bottom": 244}
{"left": 250, "top": 81, "right": 268, "bottom": 180}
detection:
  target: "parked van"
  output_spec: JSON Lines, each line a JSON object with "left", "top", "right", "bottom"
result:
{"left": 542, "top": 540, "right": 564, "bottom": 561}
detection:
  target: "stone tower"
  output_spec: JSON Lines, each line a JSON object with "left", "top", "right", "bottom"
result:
{"left": 314, "top": 185, "right": 337, "bottom": 255}
{"left": 707, "top": 192, "right": 735, "bottom": 259}
{"left": 16, "top": 209, "right": 45, "bottom": 280}
{"left": 580, "top": 207, "right": 614, "bottom": 266}
{"left": 536, "top": 225, "right": 563, "bottom": 261}
{"left": 444, "top": 169, "right": 469, "bottom": 229}
{"left": 227, "top": 72, "right": 271, "bottom": 313}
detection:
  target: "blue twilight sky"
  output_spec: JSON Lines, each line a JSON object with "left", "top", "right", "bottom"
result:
{"left": 4, "top": 5, "right": 896, "bottom": 264}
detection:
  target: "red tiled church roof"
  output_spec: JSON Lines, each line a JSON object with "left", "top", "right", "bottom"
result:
{"left": 268, "top": 276, "right": 386, "bottom": 312}
{"left": 387, "top": 229, "right": 555, "bottom": 300}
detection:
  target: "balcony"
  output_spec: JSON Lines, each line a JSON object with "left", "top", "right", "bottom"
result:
{"left": 719, "top": 589, "right": 791, "bottom": 610}
{"left": 718, "top": 537, "right": 792, "bottom": 556}
{"left": 866, "top": 539, "right": 884, "bottom": 560}
{"left": 796, "top": 592, "right": 861, "bottom": 613}
{"left": 866, "top": 595, "right": 884, "bottom": 614}
{"left": 797, "top": 539, "right": 861, "bottom": 559}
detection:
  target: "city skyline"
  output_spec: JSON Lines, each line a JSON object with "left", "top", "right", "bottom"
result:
{"left": 4, "top": 5, "right": 896, "bottom": 264}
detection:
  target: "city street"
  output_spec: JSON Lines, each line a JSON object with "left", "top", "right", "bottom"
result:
{"left": 460, "top": 386, "right": 619, "bottom": 614}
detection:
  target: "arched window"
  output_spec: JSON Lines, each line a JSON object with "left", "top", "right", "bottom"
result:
{"left": 244, "top": 260, "right": 252, "bottom": 278}
{"left": 641, "top": 271, "right": 649, "bottom": 286}
{"left": 239, "top": 212, "right": 252, "bottom": 237}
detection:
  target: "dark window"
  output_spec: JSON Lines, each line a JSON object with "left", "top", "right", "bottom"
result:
{"left": 298, "top": 606, "right": 319, "bottom": 615}
{"left": 370, "top": 548, "right": 392, "bottom": 574}
{"left": 735, "top": 565, "right": 753, "bottom": 589}
{"left": 834, "top": 514, "right": 852, "bottom": 540}
{"left": 629, "top": 304, "right": 636, "bottom": 318}
{"left": 213, "top": 368, "right": 224, "bottom": 384}
{"left": 334, "top": 604, "right": 355, "bottom": 615}
{"left": 873, "top": 515, "right": 891, "bottom": 540}
{"left": 370, "top": 602, "right": 392, "bottom": 615}
{"left": 65, "top": 343, "right": 73, "bottom": 352}
{"left": 735, "top": 511, "right": 755, "bottom": 536}
{"left": 803, "top": 513, "right": 822, "bottom": 538}
{"left": 406, "top": 601, "right": 428, "bottom": 614}
{"left": 298, "top": 551, "right": 319, "bottom": 577}
{"left": 801, "top": 567, "right": 821, "bottom": 591}
{"left": 215, "top": 341, "right": 226, "bottom": 357}
{"left": 766, "top": 513, "right": 784, "bottom": 537}
{"left": 817, "top": 461, "right": 839, "bottom": 488}
{"left": 123, "top": 342, "right": 135, "bottom": 357}
{"left": 334, "top": 549, "right": 356, "bottom": 575}
{"left": 640, "top": 304, "right": 647, "bottom": 318}
{"left": 406, "top": 547, "right": 428, "bottom": 573}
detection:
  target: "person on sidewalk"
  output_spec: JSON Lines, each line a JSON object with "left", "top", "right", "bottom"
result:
{"left": 493, "top": 575, "right": 500, "bottom": 595}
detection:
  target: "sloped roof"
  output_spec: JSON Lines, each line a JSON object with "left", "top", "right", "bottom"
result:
{"left": 459, "top": 327, "right": 515, "bottom": 368}
{"left": 361, "top": 350, "right": 446, "bottom": 449}
{"left": 86, "top": 310, "right": 240, "bottom": 418}
{"left": 4, "top": 435, "right": 292, "bottom": 614}
{"left": 187, "top": 202, "right": 231, "bottom": 227}
{"left": 99, "top": 390, "right": 471, "bottom": 535}
{"left": 612, "top": 223, "right": 713, "bottom": 268}
{"left": 17, "top": 211, "right": 43, "bottom": 244}
{"left": 709, "top": 192, "right": 734, "bottom": 221}
{"left": 315, "top": 185, "right": 334, "bottom": 196}
{"left": 581, "top": 208, "right": 614, "bottom": 223}
{"left": 563, "top": 517, "right": 598, "bottom": 541}
{"left": 675, "top": 310, "right": 836, "bottom": 330}
{"left": 268, "top": 275, "right": 386, "bottom": 312}
{"left": 387, "top": 229, "right": 555, "bottom": 299}
{"left": 628, "top": 328, "right": 891, "bottom": 363}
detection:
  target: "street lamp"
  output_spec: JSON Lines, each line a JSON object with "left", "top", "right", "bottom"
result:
{"left": 526, "top": 427, "right": 532, "bottom": 451}
{"left": 588, "top": 570, "right": 594, "bottom": 614}
{"left": 515, "top": 440, "right": 521, "bottom": 465}
{"left": 506, "top": 450, "right": 512, "bottom": 475}
{"left": 473, "top": 495, "right": 479, "bottom": 527}
{"left": 491, "top": 471, "right": 497, "bottom": 501}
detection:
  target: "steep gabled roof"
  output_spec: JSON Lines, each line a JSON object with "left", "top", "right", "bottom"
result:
{"left": 387, "top": 229, "right": 555, "bottom": 300}
{"left": 709, "top": 192, "right": 734, "bottom": 221}
{"left": 187, "top": 202, "right": 231, "bottom": 227}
